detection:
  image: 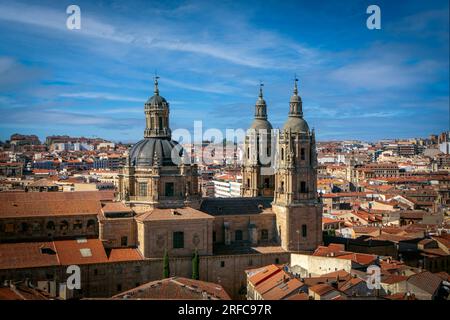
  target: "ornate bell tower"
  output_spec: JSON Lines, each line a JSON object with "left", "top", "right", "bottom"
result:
{"left": 242, "top": 83, "right": 275, "bottom": 198}
{"left": 272, "top": 78, "right": 322, "bottom": 252}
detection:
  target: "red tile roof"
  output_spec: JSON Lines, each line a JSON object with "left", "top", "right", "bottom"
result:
{"left": 54, "top": 239, "right": 108, "bottom": 265}
{"left": 309, "top": 283, "right": 336, "bottom": 296}
{"left": 247, "top": 264, "right": 282, "bottom": 287}
{"left": 0, "top": 242, "right": 59, "bottom": 269}
{"left": 407, "top": 271, "right": 442, "bottom": 295}
{"left": 0, "top": 284, "right": 50, "bottom": 300}
{"left": 136, "top": 207, "right": 214, "bottom": 222}
{"left": 0, "top": 239, "right": 109, "bottom": 270}
{"left": 0, "top": 191, "right": 114, "bottom": 218}
{"left": 261, "top": 277, "right": 304, "bottom": 300}
{"left": 381, "top": 274, "right": 408, "bottom": 284}
{"left": 108, "top": 248, "right": 144, "bottom": 262}
{"left": 113, "top": 277, "right": 231, "bottom": 300}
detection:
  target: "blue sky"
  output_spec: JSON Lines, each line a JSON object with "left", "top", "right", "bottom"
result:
{"left": 0, "top": 0, "right": 448, "bottom": 143}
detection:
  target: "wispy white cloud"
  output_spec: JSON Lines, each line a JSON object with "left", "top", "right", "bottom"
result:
{"left": 59, "top": 92, "right": 143, "bottom": 102}
{"left": 0, "top": 1, "right": 320, "bottom": 70}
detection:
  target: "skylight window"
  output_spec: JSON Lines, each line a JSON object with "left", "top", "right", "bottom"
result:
{"left": 80, "top": 248, "right": 92, "bottom": 257}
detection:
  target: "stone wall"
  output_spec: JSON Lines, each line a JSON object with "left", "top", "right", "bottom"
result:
{"left": 138, "top": 218, "right": 214, "bottom": 257}
{"left": 272, "top": 203, "right": 322, "bottom": 252}
{"left": 290, "top": 253, "right": 352, "bottom": 276}
{"left": 0, "top": 252, "right": 289, "bottom": 299}
{"left": 0, "top": 215, "right": 98, "bottom": 243}
{"left": 212, "top": 213, "right": 277, "bottom": 245}
{"left": 99, "top": 216, "right": 136, "bottom": 248}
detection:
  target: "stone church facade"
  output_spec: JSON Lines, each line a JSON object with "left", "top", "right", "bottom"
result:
{"left": 105, "top": 77, "right": 322, "bottom": 258}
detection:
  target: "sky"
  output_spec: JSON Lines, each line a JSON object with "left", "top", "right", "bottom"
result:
{"left": 0, "top": 0, "right": 448, "bottom": 143}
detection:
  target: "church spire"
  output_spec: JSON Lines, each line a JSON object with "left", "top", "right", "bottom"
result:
{"left": 255, "top": 81, "right": 267, "bottom": 120}
{"left": 289, "top": 75, "right": 302, "bottom": 117}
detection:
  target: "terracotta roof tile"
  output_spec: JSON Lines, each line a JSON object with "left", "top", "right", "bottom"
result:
{"left": 407, "top": 271, "right": 442, "bottom": 295}
{"left": 0, "top": 242, "right": 59, "bottom": 269}
{"left": 113, "top": 277, "right": 231, "bottom": 300}
{"left": 108, "top": 248, "right": 143, "bottom": 262}
{"left": 136, "top": 207, "right": 214, "bottom": 222}
{"left": 54, "top": 239, "right": 108, "bottom": 265}
{"left": 248, "top": 264, "right": 282, "bottom": 286}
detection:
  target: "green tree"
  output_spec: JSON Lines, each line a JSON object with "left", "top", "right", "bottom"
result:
{"left": 163, "top": 249, "right": 170, "bottom": 278}
{"left": 192, "top": 249, "right": 199, "bottom": 280}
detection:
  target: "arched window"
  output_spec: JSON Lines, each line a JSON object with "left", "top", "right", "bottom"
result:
{"left": 31, "top": 222, "right": 41, "bottom": 232}
{"left": 46, "top": 221, "right": 55, "bottom": 230}
{"left": 73, "top": 220, "right": 83, "bottom": 230}
{"left": 281, "top": 148, "right": 284, "bottom": 161}
{"left": 60, "top": 220, "right": 69, "bottom": 231}
{"left": 235, "top": 230, "right": 243, "bottom": 241}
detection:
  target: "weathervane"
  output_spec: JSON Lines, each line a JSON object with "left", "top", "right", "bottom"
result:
{"left": 293, "top": 73, "right": 299, "bottom": 94}
{"left": 154, "top": 70, "right": 160, "bottom": 95}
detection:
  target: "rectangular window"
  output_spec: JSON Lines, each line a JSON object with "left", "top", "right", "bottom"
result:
{"left": 159, "top": 117, "right": 163, "bottom": 128}
{"left": 121, "top": 236, "right": 128, "bottom": 247}
{"left": 165, "top": 182, "right": 174, "bottom": 197}
{"left": 300, "top": 181, "right": 307, "bottom": 193}
{"left": 220, "top": 261, "right": 225, "bottom": 268}
{"left": 173, "top": 231, "right": 184, "bottom": 249}
{"left": 213, "top": 231, "right": 216, "bottom": 242}
{"left": 301, "top": 148, "right": 305, "bottom": 160}
{"left": 139, "top": 182, "right": 147, "bottom": 196}
{"left": 302, "top": 224, "right": 307, "bottom": 238}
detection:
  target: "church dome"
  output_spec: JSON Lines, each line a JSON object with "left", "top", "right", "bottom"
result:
{"left": 250, "top": 119, "right": 273, "bottom": 131}
{"left": 282, "top": 117, "right": 309, "bottom": 133}
{"left": 129, "top": 138, "right": 183, "bottom": 167}
{"left": 146, "top": 94, "right": 168, "bottom": 106}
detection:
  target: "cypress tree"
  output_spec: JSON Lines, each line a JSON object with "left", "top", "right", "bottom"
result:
{"left": 163, "top": 249, "right": 170, "bottom": 278}
{"left": 192, "top": 249, "right": 199, "bottom": 280}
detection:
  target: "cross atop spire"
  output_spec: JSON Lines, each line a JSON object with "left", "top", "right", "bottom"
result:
{"left": 259, "top": 80, "right": 264, "bottom": 98}
{"left": 293, "top": 74, "right": 299, "bottom": 95}
{"left": 154, "top": 71, "right": 160, "bottom": 95}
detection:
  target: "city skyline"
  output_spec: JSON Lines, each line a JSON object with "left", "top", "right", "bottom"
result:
{"left": 0, "top": 0, "right": 449, "bottom": 142}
